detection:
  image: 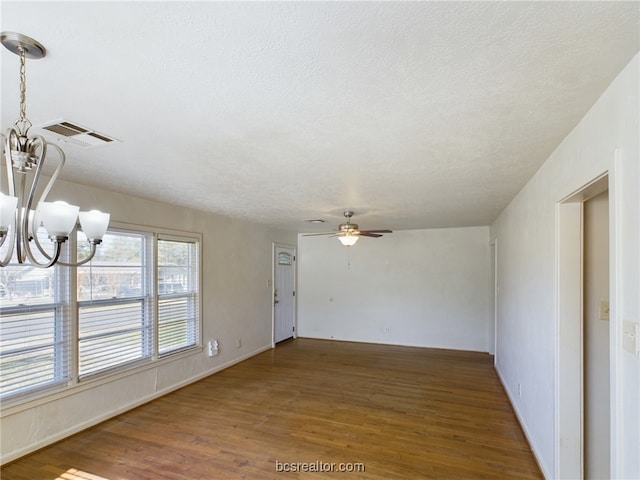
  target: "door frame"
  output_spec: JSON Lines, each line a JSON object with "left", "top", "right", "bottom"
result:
{"left": 555, "top": 166, "right": 622, "bottom": 479}
{"left": 490, "top": 237, "right": 498, "bottom": 358}
{"left": 271, "top": 243, "right": 297, "bottom": 348}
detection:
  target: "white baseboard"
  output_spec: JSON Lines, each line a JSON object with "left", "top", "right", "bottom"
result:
{"left": 494, "top": 364, "right": 551, "bottom": 480}
{"left": 1, "top": 344, "right": 272, "bottom": 465}
{"left": 297, "top": 334, "right": 490, "bottom": 354}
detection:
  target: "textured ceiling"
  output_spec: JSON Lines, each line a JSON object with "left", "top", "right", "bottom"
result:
{"left": 1, "top": 2, "right": 638, "bottom": 232}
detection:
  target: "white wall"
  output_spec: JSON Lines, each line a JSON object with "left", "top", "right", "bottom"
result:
{"left": 298, "top": 227, "right": 491, "bottom": 352}
{"left": 491, "top": 54, "right": 639, "bottom": 479}
{"left": 0, "top": 179, "right": 297, "bottom": 464}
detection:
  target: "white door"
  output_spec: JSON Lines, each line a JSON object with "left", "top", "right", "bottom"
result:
{"left": 274, "top": 245, "right": 296, "bottom": 343}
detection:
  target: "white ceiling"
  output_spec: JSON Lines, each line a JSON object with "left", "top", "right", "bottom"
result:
{"left": 1, "top": 2, "right": 638, "bottom": 232}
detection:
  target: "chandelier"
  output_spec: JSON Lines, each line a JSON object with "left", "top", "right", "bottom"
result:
{"left": 0, "top": 32, "right": 110, "bottom": 268}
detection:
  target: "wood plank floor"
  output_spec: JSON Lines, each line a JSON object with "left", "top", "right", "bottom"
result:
{"left": 2, "top": 339, "right": 542, "bottom": 479}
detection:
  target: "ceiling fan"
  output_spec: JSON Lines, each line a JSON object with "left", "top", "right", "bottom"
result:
{"left": 303, "top": 211, "right": 392, "bottom": 246}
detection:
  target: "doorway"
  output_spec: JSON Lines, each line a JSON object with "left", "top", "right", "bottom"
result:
{"left": 556, "top": 173, "right": 610, "bottom": 479}
{"left": 583, "top": 190, "right": 610, "bottom": 479}
{"left": 273, "top": 244, "right": 296, "bottom": 344}
{"left": 490, "top": 239, "right": 497, "bottom": 357}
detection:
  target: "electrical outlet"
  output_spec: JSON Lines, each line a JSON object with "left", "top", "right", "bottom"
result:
{"left": 207, "top": 339, "right": 219, "bottom": 357}
{"left": 599, "top": 300, "right": 610, "bottom": 321}
{"left": 517, "top": 383, "right": 521, "bottom": 397}
{"left": 236, "top": 339, "right": 241, "bottom": 348}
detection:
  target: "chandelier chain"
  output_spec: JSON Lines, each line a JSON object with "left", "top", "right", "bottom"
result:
{"left": 19, "top": 47, "right": 28, "bottom": 124}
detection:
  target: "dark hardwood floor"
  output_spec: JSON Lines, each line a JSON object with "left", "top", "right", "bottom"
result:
{"left": 2, "top": 338, "right": 542, "bottom": 479}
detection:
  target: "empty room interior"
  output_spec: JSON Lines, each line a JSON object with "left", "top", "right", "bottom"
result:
{"left": 1, "top": 2, "right": 639, "bottom": 479}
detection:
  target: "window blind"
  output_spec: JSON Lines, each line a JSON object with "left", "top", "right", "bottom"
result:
{"left": 0, "top": 305, "right": 70, "bottom": 399}
{"left": 157, "top": 238, "right": 199, "bottom": 356}
{"left": 76, "top": 230, "right": 152, "bottom": 378}
{"left": 0, "top": 230, "right": 70, "bottom": 400}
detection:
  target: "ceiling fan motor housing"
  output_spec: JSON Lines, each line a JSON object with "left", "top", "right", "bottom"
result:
{"left": 338, "top": 223, "right": 358, "bottom": 233}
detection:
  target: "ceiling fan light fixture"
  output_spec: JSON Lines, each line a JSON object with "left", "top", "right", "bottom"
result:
{"left": 339, "top": 234, "right": 359, "bottom": 247}
{"left": 301, "top": 210, "right": 391, "bottom": 244}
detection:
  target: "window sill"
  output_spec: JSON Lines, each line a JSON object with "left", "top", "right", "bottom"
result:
{"left": 1, "top": 345, "right": 204, "bottom": 418}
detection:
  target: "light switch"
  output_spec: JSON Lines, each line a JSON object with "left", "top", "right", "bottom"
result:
{"left": 622, "top": 321, "right": 639, "bottom": 355}
{"left": 599, "top": 300, "right": 610, "bottom": 321}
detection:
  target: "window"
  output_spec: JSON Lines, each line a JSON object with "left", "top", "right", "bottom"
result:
{"left": 157, "top": 237, "right": 199, "bottom": 355}
{"left": 0, "top": 231, "right": 70, "bottom": 400}
{"left": 77, "top": 230, "right": 153, "bottom": 378}
{"left": 0, "top": 223, "right": 201, "bottom": 403}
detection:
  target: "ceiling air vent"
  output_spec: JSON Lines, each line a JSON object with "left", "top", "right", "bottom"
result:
{"left": 35, "top": 119, "right": 120, "bottom": 148}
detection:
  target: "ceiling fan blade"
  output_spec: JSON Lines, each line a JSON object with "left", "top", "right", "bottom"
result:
{"left": 359, "top": 229, "right": 393, "bottom": 234}
{"left": 301, "top": 232, "right": 336, "bottom": 236}
{"left": 358, "top": 232, "right": 383, "bottom": 238}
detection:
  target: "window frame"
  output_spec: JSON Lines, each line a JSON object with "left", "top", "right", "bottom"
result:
{"left": 0, "top": 221, "right": 203, "bottom": 410}
{"left": 156, "top": 234, "right": 200, "bottom": 357}
{"left": 76, "top": 227, "right": 154, "bottom": 379}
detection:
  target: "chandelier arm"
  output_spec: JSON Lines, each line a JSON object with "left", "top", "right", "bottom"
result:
{"left": 36, "top": 140, "right": 64, "bottom": 204}
{"left": 21, "top": 191, "right": 63, "bottom": 269}
{"left": 14, "top": 164, "right": 30, "bottom": 263}
{"left": 4, "top": 129, "right": 17, "bottom": 196}
{"left": 18, "top": 136, "right": 47, "bottom": 262}
{"left": 28, "top": 140, "right": 66, "bottom": 261}
{"left": 0, "top": 219, "right": 16, "bottom": 267}
{"left": 1, "top": 133, "right": 17, "bottom": 266}
{"left": 15, "top": 186, "right": 26, "bottom": 263}
{"left": 30, "top": 222, "right": 99, "bottom": 267}
{"left": 55, "top": 242, "right": 98, "bottom": 267}
{"left": 22, "top": 237, "right": 63, "bottom": 268}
